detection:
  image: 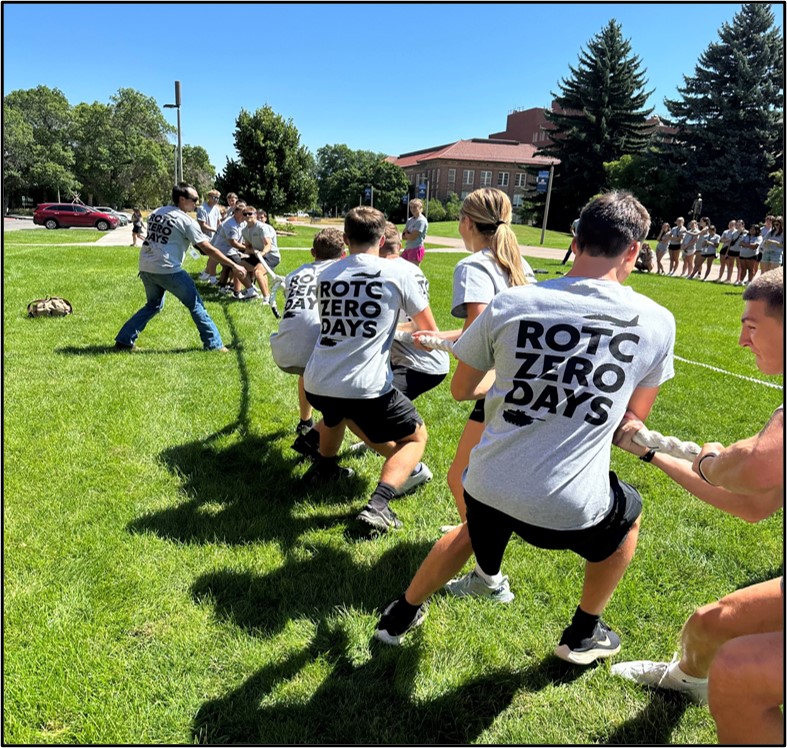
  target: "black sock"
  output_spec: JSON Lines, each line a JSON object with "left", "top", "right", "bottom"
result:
{"left": 369, "top": 482, "right": 396, "bottom": 510}
{"left": 568, "top": 606, "right": 600, "bottom": 640}
{"left": 387, "top": 594, "right": 421, "bottom": 624}
{"left": 317, "top": 454, "right": 338, "bottom": 473}
{"left": 299, "top": 418, "right": 314, "bottom": 429}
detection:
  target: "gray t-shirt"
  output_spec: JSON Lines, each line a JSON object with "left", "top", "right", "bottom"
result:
{"left": 212, "top": 216, "right": 245, "bottom": 258}
{"left": 303, "top": 253, "right": 427, "bottom": 399}
{"left": 138, "top": 206, "right": 208, "bottom": 275}
{"left": 261, "top": 223, "right": 281, "bottom": 263}
{"left": 270, "top": 259, "right": 340, "bottom": 374}
{"left": 404, "top": 214, "right": 428, "bottom": 250}
{"left": 196, "top": 202, "right": 221, "bottom": 236}
{"left": 451, "top": 248, "right": 537, "bottom": 318}
{"left": 454, "top": 276, "right": 676, "bottom": 531}
{"left": 389, "top": 257, "right": 449, "bottom": 376}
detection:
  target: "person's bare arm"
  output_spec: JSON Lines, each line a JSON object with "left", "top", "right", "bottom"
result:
{"left": 613, "top": 409, "right": 782, "bottom": 522}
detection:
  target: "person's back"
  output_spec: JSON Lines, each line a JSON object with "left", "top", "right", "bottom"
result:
{"left": 458, "top": 274, "right": 674, "bottom": 530}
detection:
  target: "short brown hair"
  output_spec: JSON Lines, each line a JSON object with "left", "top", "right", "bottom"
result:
{"left": 743, "top": 267, "right": 783, "bottom": 319}
{"left": 344, "top": 206, "right": 386, "bottom": 247}
{"left": 576, "top": 191, "right": 651, "bottom": 258}
{"left": 380, "top": 221, "right": 402, "bottom": 257}
{"left": 312, "top": 228, "right": 345, "bottom": 260}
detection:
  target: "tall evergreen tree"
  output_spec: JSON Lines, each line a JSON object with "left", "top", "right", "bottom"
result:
{"left": 664, "top": 3, "right": 784, "bottom": 223}
{"left": 540, "top": 19, "right": 654, "bottom": 225}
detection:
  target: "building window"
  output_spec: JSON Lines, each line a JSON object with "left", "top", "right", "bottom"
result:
{"left": 497, "top": 172, "right": 509, "bottom": 187}
{"left": 480, "top": 170, "right": 492, "bottom": 186}
{"left": 462, "top": 170, "right": 474, "bottom": 185}
{"left": 460, "top": 191, "right": 470, "bottom": 200}
{"left": 515, "top": 172, "right": 528, "bottom": 188}
{"left": 532, "top": 133, "right": 538, "bottom": 143}
{"left": 447, "top": 168, "right": 456, "bottom": 183}
{"left": 512, "top": 194, "right": 524, "bottom": 207}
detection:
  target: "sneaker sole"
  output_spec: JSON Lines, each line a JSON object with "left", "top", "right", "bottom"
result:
{"left": 553, "top": 641, "right": 621, "bottom": 665}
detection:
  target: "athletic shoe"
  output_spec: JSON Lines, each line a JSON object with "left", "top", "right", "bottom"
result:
{"left": 269, "top": 300, "right": 281, "bottom": 320}
{"left": 198, "top": 271, "right": 211, "bottom": 282}
{"left": 113, "top": 341, "right": 138, "bottom": 352}
{"left": 304, "top": 461, "right": 354, "bottom": 484}
{"left": 295, "top": 421, "right": 314, "bottom": 437}
{"left": 346, "top": 440, "right": 371, "bottom": 455}
{"left": 207, "top": 276, "right": 218, "bottom": 286}
{"left": 218, "top": 285, "right": 235, "bottom": 295}
{"left": 395, "top": 462, "right": 433, "bottom": 496}
{"left": 238, "top": 287, "right": 259, "bottom": 300}
{"left": 374, "top": 598, "right": 429, "bottom": 645}
{"left": 356, "top": 502, "right": 402, "bottom": 532}
{"left": 611, "top": 657, "right": 708, "bottom": 705}
{"left": 292, "top": 428, "right": 320, "bottom": 459}
{"left": 554, "top": 620, "right": 621, "bottom": 665}
{"left": 444, "top": 570, "right": 514, "bottom": 603}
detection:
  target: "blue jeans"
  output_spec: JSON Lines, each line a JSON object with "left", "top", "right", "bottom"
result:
{"left": 115, "top": 270, "right": 224, "bottom": 350}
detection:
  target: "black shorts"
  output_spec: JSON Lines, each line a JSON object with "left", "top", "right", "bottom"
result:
{"left": 304, "top": 387, "right": 423, "bottom": 444}
{"left": 668, "top": 243, "right": 682, "bottom": 253}
{"left": 464, "top": 471, "right": 642, "bottom": 567}
{"left": 719, "top": 247, "right": 728, "bottom": 257}
{"left": 727, "top": 249, "right": 740, "bottom": 258}
{"left": 755, "top": 252, "right": 762, "bottom": 262}
{"left": 468, "top": 399, "right": 485, "bottom": 423}
{"left": 264, "top": 255, "right": 281, "bottom": 270}
{"left": 242, "top": 253, "right": 262, "bottom": 267}
{"left": 391, "top": 365, "right": 446, "bottom": 402}
{"left": 132, "top": 226, "right": 143, "bottom": 235}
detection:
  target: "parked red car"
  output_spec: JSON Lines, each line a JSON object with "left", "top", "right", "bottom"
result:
{"left": 33, "top": 203, "right": 119, "bottom": 231}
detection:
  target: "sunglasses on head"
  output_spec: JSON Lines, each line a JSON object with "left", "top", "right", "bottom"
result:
{"left": 243, "top": 211, "right": 254, "bottom": 216}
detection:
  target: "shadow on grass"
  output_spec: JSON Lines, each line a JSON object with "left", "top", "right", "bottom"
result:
{"left": 126, "top": 305, "right": 367, "bottom": 548}
{"left": 190, "top": 541, "right": 435, "bottom": 636}
{"left": 191, "top": 616, "right": 589, "bottom": 744}
{"left": 593, "top": 690, "right": 690, "bottom": 745}
{"left": 57, "top": 344, "right": 204, "bottom": 355}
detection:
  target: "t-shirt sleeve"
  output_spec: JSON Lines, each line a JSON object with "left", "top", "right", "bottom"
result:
{"left": 637, "top": 310, "right": 676, "bottom": 388}
{"left": 400, "top": 269, "right": 429, "bottom": 318}
{"left": 183, "top": 217, "right": 209, "bottom": 245}
{"left": 452, "top": 302, "right": 495, "bottom": 371}
{"left": 196, "top": 206, "right": 208, "bottom": 223}
{"left": 451, "top": 262, "right": 496, "bottom": 318}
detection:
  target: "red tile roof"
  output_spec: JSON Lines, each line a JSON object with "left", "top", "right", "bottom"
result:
{"left": 390, "top": 139, "right": 558, "bottom": 167}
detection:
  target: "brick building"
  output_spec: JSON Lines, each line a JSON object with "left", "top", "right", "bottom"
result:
{"left": 387, "top": 138, "right": 557, "bottom": 210}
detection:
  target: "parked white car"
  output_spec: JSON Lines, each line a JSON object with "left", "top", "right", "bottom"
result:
{"left": 94, "top": 207, "right": 129, "bottom": 226}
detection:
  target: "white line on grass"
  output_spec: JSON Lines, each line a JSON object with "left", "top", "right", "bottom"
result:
{"left": 675, "top": 355, "right": 782, "bottom": 390}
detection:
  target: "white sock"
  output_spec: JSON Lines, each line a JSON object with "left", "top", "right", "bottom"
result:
{"left": 474, "top": 564, "right": 503, "bottom": 587}
{"left": 668, "top": 661, "right": 707, "bottom": 684}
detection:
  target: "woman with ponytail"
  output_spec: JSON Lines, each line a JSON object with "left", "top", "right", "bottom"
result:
{"left": 414, "top": 188, "right": 535, "bottom": 534}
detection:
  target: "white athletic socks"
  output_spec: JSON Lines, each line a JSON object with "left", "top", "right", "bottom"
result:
{"left": 474, "top": 564, "right": 504, "bottom": 588}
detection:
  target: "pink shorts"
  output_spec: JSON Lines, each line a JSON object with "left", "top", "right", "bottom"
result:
{"left": 402, "top": 246, "right": 425, "bottom": 264}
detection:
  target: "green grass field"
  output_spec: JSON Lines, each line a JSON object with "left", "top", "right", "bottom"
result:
{"left": 4, "top": 239, "right": 782, "bottom": 744}
{"left": 4, "top": 227, "right": 106, "bottom": 245}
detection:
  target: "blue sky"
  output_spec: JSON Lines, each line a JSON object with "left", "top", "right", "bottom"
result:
{"left": 4, "top": 3, "right": 783, "bottom": 174}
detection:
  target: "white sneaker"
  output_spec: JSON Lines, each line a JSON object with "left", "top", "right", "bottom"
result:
{"left": 218, "top": 285, "right": 235, "bottom": 295}
{"left": 611, "top": 657, "right": 708, "bottom": 705}
{"left": 444, "top": 570, "right": 514, "bottom": 603}
{"left": 198, "top": 271, "right": 211, "bottom": 281}
{"left": 395, "top": 462, "right": 433, "bottom": 495}
{"left": 207, "top": 276, "right": 218, "bottom": 286}
{"left": 440, "top": 524, "right": 460, "bottom": 534}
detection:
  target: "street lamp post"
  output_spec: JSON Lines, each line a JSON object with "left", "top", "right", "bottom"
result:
{"left": 163, "top": 81, "right": 183, "bottom": 184}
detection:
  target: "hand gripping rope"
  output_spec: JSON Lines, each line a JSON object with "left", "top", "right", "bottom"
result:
{"left": 631, "top": 426, "right": 701, "bottom": 461}
{"left": 394, "top": 331, "right": 702, "bottom": 462}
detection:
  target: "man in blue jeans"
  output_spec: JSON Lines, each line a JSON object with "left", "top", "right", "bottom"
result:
{"left": 115, "top": 183, "right": 248, "bottom": 352}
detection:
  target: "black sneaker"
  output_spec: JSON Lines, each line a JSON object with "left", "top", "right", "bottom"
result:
{"left": 292, "top": 428, "right": 320, "bottom": 459}
{"left": 295, "top": 421, "right": 314, "bottom": 437}
{"left": 374, "top": 598, "right": 429, "bottom": 645}
{"left": 269, "top": 302, "right": 281, "bottom": 320}
{"left": 304, "top": 462, "right": 354, "bottom": 484}
{"left": 356, "top": 502, "right": 402, "bottom": 532}
{"left": 554, "top": 620, "right": 621, "bottom": 665}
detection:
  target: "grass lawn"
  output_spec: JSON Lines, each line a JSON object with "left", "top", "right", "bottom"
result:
{"left": 3, "top": 242, "right": 782, "bottom": 744}
{"left": 3, "top": 227, "right": 106, "bottom": 244}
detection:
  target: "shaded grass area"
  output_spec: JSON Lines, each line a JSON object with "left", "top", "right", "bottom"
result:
{"left": 3, "top": 227, "right": 106, "bottom": 244}
{"left": 3, "top": 245, "right": 781, "bottom": 743}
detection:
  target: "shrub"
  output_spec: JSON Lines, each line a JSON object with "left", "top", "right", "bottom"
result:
{"left": 426, "top": 198, "right": 445, "bottom": 222}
